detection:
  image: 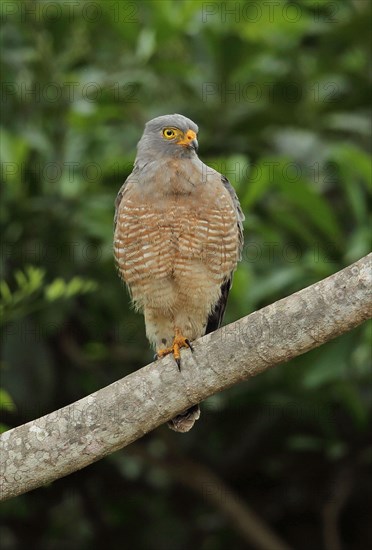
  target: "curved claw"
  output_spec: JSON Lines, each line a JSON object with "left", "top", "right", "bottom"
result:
{"left": 185, "top": 339, "right": 194, "bottom": 352}
{"left": 156, "top": 329, "right": 193, "bottom": 370}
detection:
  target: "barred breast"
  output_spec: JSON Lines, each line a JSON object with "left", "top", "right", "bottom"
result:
{"left": 114, "top": 186, "right": 239, "bottom": 312}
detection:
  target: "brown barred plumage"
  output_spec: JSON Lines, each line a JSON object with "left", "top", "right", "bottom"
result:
{"left": 114, "top": 114, "right": 244, "bottom": 432}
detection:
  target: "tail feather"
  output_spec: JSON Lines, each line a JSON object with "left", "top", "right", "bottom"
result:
{"left": 167, "top": 404, "right": 200, "bottom": 433}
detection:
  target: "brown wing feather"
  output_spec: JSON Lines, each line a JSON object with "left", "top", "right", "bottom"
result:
{"left": 205, "top": 278, "right": 231, "bottom": 334}
{"left": 114, "top": 177, "right": 129, "bottom": 230}
{"left": 205, "top": 175, "right": 244, "bottom": 335}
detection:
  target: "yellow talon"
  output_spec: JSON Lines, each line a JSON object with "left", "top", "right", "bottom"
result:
{"left": 156, "top": 328, "right": 193, "bottom": 370}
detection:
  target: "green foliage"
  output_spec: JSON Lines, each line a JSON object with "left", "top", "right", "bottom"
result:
{"left": 0, "top": 265, "right": 97, "bottom": 323}
{"left": 1, "top": 0, "right": 371, "bottom": 548}
{"left": 0, "top": 388, "right": 16, "bottom": 433}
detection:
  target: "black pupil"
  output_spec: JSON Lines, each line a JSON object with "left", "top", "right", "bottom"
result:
{"left": 166, "top": 130, "right": 172, "bottom": 136}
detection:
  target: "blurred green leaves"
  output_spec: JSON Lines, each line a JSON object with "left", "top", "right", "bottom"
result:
{"left": 0, "top": 0, "right": 371, "bottom": 547}
{"left": 0, "top": 265, "right": 97, "bottom": 324}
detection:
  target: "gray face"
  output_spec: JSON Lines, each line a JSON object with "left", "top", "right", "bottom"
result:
{"left": 136, "top": 114, "right": 199, "bottom": 163}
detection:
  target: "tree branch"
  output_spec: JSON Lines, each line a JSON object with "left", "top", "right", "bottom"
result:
{"left": 1, "top": 254, "right": 371, "bottom": 501}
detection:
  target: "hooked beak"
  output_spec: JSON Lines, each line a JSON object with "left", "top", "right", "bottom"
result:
{"left": 177, "top": 129, "right": 198, "bottom": 152}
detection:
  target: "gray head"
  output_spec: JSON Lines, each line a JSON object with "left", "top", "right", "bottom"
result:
{"left": 135, "top": 114, "right": 199, "bottom": 165}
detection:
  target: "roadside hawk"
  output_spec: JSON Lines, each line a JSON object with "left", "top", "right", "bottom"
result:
{"left": 114, "top": 114, "right": 244, "bottom": 432}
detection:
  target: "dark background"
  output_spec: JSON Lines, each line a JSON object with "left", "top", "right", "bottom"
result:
{"left": 1, "top": 1, "right": 371, "bottom": 549}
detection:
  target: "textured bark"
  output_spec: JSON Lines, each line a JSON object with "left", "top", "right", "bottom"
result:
{"left": 1, "top": 254, "right": 371, "bottom": 501}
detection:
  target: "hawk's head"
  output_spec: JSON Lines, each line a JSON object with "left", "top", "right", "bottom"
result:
{"left": 136, "top": 114, "right": 199, "bottom": 162}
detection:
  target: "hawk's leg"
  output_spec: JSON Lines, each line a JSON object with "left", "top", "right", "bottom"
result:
{"left": 157, "top": 328, "right": 193, "bottom": 370}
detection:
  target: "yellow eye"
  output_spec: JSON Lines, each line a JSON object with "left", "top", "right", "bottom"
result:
{"left": 163, "top": 128, "right": 177, "bottom": 139}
